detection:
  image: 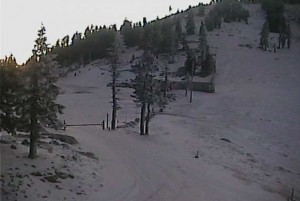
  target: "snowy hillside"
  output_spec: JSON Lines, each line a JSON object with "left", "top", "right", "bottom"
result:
{"left": 1, "top": 3, "right": 300, "bottom": 201}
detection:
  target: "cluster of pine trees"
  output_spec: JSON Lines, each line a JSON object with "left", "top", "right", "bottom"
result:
{"left": 0, "top": 25, "right": 64, "bottom": 158}
{"left": 205, "top": 0, "right": 250, "bottom": 31}
{"left": 261, "top": 0, "right": 286, "bottom": 33}
{"left": 52, "top": 25, "right": 117, "bottom": 66}
{"left": 120, "top": 17, "right": 181, "bottom": 57}
{"left": 125, "top": 8, "right": 211, "bottom": 134}
{"left": 131, "top": 50, "right": 170, "bottom": 135}
{"left": 260, "top": 0, "right": 292, "bottom": 50}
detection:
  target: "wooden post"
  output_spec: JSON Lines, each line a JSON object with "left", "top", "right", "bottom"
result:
{"left": 195, "top": 150, "right": 199, "bottom": 158}
{"left": 63, "top": 120, "right": 66, "bottom": 131}
{"left": 291, "top": 187, "right": 294, "bottom": 201}
{"left": 102, "top": 120, "right": 105, "bottom": 130}
{"left": 106, "top": 113, "right": 109, "bottom": 129}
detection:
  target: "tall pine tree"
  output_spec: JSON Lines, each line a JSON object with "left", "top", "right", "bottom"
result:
{"left": 19, "top": 24, "right": 64, "bottom": 159}
{"left": 131, "top": 49, "right": 157, "bottom": 135}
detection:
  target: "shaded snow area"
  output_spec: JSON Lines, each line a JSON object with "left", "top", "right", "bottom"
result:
{"left": 1, "top": 4, "right": 300, "bottom": 201}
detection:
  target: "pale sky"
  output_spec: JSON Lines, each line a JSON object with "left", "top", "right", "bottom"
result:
{"left": 1, "top": 0, "right": 209, "bottom": 64}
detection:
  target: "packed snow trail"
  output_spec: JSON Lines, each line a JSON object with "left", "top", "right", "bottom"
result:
{"left": 64, "top": 125, "right": 282, "bottom": 201}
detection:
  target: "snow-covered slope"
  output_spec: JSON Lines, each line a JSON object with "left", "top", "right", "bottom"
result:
{"left": 1, "top": 4, "right": 300, "bottom": 201}
{"left": 56, "top": 4, "right": 300, "bottom": 200}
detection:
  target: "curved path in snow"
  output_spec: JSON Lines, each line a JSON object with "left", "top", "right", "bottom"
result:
{"left": 65, "top": 123, "right": 284, "bottom": 201}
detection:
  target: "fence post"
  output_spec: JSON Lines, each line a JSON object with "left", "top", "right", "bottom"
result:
{"left": 290, "top": 187, "right": 294, "bottom": 201}
{"left": 63, "top": 120, "right": 66, "bottom": 131}
{"left": 106, "top": 113, "right": 109, "bottom": 129}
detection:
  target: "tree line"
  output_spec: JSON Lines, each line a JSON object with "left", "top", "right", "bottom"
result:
{"left": 52, "top": 25, "right": 117, "bottom": 67}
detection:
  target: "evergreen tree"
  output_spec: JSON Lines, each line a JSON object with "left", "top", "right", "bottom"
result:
{"left": 198, "top": 5, "right": 205, "bottom": 16}
{"left": 61, "top": 35, "right": 69, "bottom": 47}
{"left": 54, "top": 26, "right": 116, "bottom": 66}
{"left": 260, "top": 21, "right": 269, "bottom": 51}
{"left": 0, "top": 55, "right": 20, "bottom": 135}
{"left": 55, "top": 39, "right": 60, "bottom": 48}
{"left": 200, "top": 45, "right": 216, "bottom": 77}
{"left": 143, "top": 17, "right": 147, "bottom": 27}
{"left": 186, "top": 12, "right": 196, "bottom": 35}
{"left": 199, "top": 21, "right": 207, "bottom": 68}
{"left": 131, "top": 50, "right": 152, "bottom": 135}
{"left": 160, "top": 20, "right": 176, "bottom": 55}
{"left": 199, "top": 21, "right": 206, "bottom": 38}
{"left": 19, "top": 24, "right": 64, "bottom": 159}
{"left": 131, "top": 49, "right": 161, "bottom": 135}
{"left": 120, "top": 19, "right": 139, "bottom": 47}
{"left": 175, "top": 18, "right": 183, "bottom": 42}
{"left": 261, "top": 0, "right": 285, "bottom": 33}
{"left": 184, "top": 50, "right": 196, "bottom": 99}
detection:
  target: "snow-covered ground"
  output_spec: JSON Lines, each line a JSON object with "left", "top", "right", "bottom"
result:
{"left": 1, "top": 4, "right": 300, "bottom": 201}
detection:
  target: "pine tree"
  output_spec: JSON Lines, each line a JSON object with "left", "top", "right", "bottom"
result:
{"left": 61, "top": 35, "right": 69, "bottom": 47}
{"left": 201, "top": 46, "right": 216, "bottom": 77}
{"left": 184, "top": 50, "right": 196, "bottom": 100}
{"left": 19, "top": 24, "right": 64, "bottom": 159}
{"left": 132, "top": 50, "right": 152, "bottom": 135}
{"left": 186, "top": 12, "right": 196, "bottom": 35}
{"left": 131, "top": 49, "right": 161, "bottom": 135}
{"left": 175, "top": 18, "right": 183, "bottom": 42}
{"left": 198, "top": 5, "right": 205, "bottom": 16}
{"left": 199, "top": 21, "right": 208, "bottom": 68}
{"left": 143, "top": 17, "right": 147, "bottom": 27}
{"left": 260, "top": 21, "right": 269, "bottom": 51}
{"left": 0, "top": 55, "right": 20, "bottom": 135}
